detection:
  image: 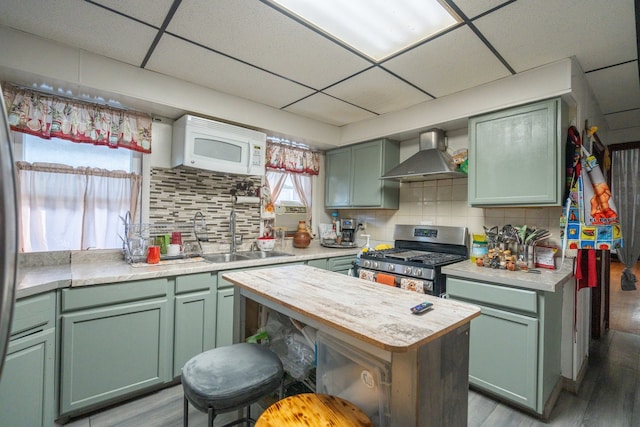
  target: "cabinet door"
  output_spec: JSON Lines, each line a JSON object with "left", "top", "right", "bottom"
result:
{"left": 60, "top": 299, "right": 171, "bottom": 415}
{"left": 174, "top": 290, "right": 217, "bottom": 377}
{"left": 0, "top": 328, "right": 55, "bottom": 427}
{"left": 306, "top": 258, "right": 327, "bottom": 269}
{"left": 325, "top": 147, "right": 352, "bottom": 207}
{"left": 216, "top": 287, "right": 235, "bottom": 348}
{"left": 351, "top": 140, "right": 385, "bottom": 207}
{"left": 468, "top": 305, "right": 539, "bottom": 410}
{"left": 468, "top": 98, "right": 564, "bottom": 206}
{"left": 326, "top": 255, "right": 355, "bottom": 274}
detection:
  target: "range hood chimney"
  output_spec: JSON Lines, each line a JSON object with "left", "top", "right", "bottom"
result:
{"left": 381, "top": 129, "right": 466, "bottom": 182}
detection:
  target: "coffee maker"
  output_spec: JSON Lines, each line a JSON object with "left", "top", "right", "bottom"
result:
{"left": 340, "top": 218, "right": 356, "bottom": 244}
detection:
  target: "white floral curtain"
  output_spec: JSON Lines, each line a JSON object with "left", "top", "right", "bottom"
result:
{"left": 17, "top": 161, "right": 141, "bottom": 251}
{"left": 3, "top": 84, "right": 152, "bottom": 153}
{"left": 266, "top": 142, "right": 319, "bottom": 175}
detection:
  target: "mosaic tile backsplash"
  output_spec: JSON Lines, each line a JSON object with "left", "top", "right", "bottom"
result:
{"left": 149, "top": 167, "right": 262, "bottom": 246}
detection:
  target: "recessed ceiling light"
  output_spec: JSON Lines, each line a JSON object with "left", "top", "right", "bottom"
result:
{"left": 269, "top": 0, "right": 460, "bottom": 61}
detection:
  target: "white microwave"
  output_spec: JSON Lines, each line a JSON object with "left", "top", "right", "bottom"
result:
{"left": 171, "top": 115, "right": 266, "bottom": 176}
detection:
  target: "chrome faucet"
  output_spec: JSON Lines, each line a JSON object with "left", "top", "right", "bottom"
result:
{"left": 193, "top": 211, "right": 207, "bottom": 254}
{"left": 230, "top": 207, "right": 237, "bottom": 254}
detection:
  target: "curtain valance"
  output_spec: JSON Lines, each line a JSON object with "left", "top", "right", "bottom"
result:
{"left": 2, "top": 84, "right": 152, "bottom": 153}
{"left": 266, "top": 142, "right": 319, "bottom": 175}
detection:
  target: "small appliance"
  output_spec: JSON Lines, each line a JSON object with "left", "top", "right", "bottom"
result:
{"left": 339, "top": 218, "right": 356, "bottom": 244}
{"left": 172, "top": 114, "right": 266, "bottom": 176}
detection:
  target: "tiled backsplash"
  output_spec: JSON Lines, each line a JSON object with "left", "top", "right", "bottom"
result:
{"left": 149, "top": 167, "right": 262, "bottom": 245}
{"left": 340, "top": 178, "right": 564, "bottom": 246}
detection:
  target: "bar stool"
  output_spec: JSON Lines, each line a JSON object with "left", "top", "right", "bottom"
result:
{"left": 181, "top": 343, "right": 284, "bottom": 427}
{"left": 255, "top": 393, "right": 374, "bottom": 427}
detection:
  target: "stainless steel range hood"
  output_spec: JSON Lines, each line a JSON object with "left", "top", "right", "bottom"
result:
{"left": 381, "top": 129, "right": 466, "bottom": 182}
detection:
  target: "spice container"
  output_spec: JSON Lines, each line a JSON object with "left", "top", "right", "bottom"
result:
{"left": 470, "top": 234, "right": 488, "bottom": 263}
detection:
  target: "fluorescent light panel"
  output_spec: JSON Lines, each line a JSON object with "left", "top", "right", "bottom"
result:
{"left": 271, "top": 0, "right": 460, "bottom": 61}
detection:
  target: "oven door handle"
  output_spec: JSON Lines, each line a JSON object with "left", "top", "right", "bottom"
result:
{"left": 357, "top": 268, "right": 432, "bottom": 294}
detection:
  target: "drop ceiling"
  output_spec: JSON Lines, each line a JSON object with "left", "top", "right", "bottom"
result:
{"left": 0, "top": 0, "right": 638, "bottom": 138}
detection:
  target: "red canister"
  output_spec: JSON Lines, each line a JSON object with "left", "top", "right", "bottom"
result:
{"left": 147, "top": 246, "right": 161, "bottom": 264}
{"left": 171, "top": 231, "right": 182, "bottom": 245}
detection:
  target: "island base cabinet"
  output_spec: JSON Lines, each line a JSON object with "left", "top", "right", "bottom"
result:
{"left": 0, "top": 329, "right": 55, "bottom": 427}
{"left": 468, "top": 306, "right": 539, "bottom": 410}
{"left": 316, "top": 332, "right": 391, "bottom": 427}
{"left": 60, "top": 296, "right": 171, "bottom": 416}
{"left": 393, "top": 324, "right": 471, "bottom": 427}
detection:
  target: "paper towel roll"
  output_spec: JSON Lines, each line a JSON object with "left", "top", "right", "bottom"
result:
{"left": 234, "top": 196, "right": 260, "bottom": 205}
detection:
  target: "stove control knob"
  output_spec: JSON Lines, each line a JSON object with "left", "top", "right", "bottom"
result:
{"left": 414, "top": 268, "right": 423, "bottom": 276}
{"left": 363, "top": 260, "right": 370, "bottom": 268}
{"left": 373, "top": 261, "right": 379, "bottom": 269}
{"left": 404, "top": 266, "right": 412, "bottom": 275}
{"left": 387, "top": 264, "right": 395, "bottom": 272}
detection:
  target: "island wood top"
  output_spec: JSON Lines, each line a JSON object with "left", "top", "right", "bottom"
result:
{"left": 223, "top": 265, "right": 481, "bottom": 352}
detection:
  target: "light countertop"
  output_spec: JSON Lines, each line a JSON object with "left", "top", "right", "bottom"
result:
{"left": 442, "top": 257, "right": 574, "bottom": 292}
{"left": 16, "top": 242, "right": 362, "bottom": 299}
{"left": 223, "top": 264, "right": 481, "bottom": 352}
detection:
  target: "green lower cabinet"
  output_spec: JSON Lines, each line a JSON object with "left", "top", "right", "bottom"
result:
{"left": 0, "top": 292, "right": 56, "bottom": 427}
{"left": 59, "top": 279, "right": 172, "bottom": 416}
{"left": 307, "top": 256, "right": 354, "bottom": 275}
{"left": 446, "top": 276, "right": 563, "bottom": 415}
{"left": 0, "top": 328, "right": 55, "bottom": 427}
{"left": 216, "top": 287, "right": 235, "bottom": 348}
{"left": 468, "top": 305, "right": 538, "bottom": 410}
{"left": 326, "top": 256, "right": 355, "bottom": 275}
{"left": 174, "top": 273, "right": 217, "bottom": 378}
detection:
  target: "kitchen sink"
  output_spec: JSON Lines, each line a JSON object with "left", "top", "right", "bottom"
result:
{"left": 201, "top": 251, "right": 293, "bottom": 263}
{"left": 201, "top": 253, "right": 252, "bottom": 263}
{"left": 236, "top": 250, "right": 293, "bottom": 259}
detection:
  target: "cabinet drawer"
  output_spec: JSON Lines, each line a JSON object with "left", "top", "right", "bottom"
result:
{"left": 447, "top": 277, "right": 538, "bottom": 314}
{"left": 61, "top": 278, "right": 169, "bottom": 312}
{"left": 175, "top": 272, "right": 215, "bottom": 294}
{"left": 327, "top": 256, "right": 354, "bottom": 272}
{"left": 11, "top": 292, "right": 56, "bottom": 338}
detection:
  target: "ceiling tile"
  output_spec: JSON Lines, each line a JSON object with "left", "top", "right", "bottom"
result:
{"left": 0, "top": 0, "right": 156, "bottom": 66}
{"left": 383, "top": 26, "right": 511, "bottom": 98}
{"left": 89, "top": 0, "right": 176, "bottom": 27}
{"left": 324, "top": 67, "right": 433, "bottom": 115}
{"left": 284, "top": 93, "right": 377, "bottom": 126}
{"left": 604, "top": 109, "right": 640, "bottom": 131}
{"left": 145, "top": 35, "right": 315, "bottom": 109}
{"left": 166, "top": 0, "right": 372, "bottom": 89}
{"left": 474, "top": 0, "right": 637, "bottom": 73}
{"left": 450, "top": 0, "right": 513, "bottom": 19}
{"left": 585, "top": 62, "right": 640, "bottom": 114}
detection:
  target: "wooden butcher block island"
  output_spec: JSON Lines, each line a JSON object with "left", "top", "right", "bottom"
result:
{"left": 223, "top": 265, "right": 481, "bottom": 427}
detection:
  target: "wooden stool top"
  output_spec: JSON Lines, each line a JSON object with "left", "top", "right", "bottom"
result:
{"left": 256, "top": 393, "right": 374, "bottom": 427}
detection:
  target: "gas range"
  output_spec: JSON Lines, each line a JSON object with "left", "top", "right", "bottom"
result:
{"left": 359, "top": 225, "right": 469, "bottom": 296}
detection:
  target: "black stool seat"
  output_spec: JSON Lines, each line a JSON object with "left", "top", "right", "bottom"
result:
{"left": 182, "top": 343, "right": 284, "bottom": 426}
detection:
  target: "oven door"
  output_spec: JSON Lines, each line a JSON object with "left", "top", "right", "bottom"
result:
{"left": 357, "top": 268, "right": 434, "bottom": 295}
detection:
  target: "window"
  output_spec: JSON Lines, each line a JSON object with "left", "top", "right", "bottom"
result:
{"left": 266, "top": 170, "right": 311, "bottom": 207}
{"left": 15, "top": 132, "right": 141, "bottom": 252}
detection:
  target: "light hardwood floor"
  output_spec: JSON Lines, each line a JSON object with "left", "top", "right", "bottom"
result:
{"left": 62, "top": 262, "right": 640, "bottom": 427}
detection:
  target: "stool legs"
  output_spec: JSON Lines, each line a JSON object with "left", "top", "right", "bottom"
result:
{"left": 183, "top": 395, "right": 188, "bottom": 427}
{"left": 208, "top": 407, "right": 215, "bottom": 427}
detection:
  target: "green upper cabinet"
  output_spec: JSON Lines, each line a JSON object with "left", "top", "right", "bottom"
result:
{"left": 325, "top": 139, "right": 400, "bottom": 209}
{"left": 468, "top": 98, "right": 567, "bottom": 207}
